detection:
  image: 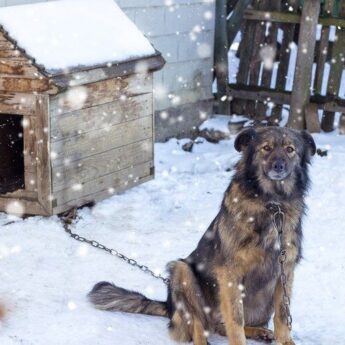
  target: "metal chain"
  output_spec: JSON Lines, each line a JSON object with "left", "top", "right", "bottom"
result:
{"left": 61, "top": 208, "right": 170, "bottom": 285}
{"left": 62, "top": 204, "right": 293, "bottom": 332}
{"left": 269, "top": 203, "right": 293, "bottom": 331}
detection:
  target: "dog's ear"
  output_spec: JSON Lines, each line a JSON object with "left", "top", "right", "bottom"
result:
{"left": 234, "top": 128, "right": 256, "bottom": 152}
{"left": 301, "top": 130, "right": 316, "bottom": 156}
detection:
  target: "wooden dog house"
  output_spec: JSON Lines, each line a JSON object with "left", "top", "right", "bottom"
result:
{"left": 0, "top": 0, "right": 164, "bottom": 216}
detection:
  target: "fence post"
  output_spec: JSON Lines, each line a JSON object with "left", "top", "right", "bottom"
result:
{"left": 214, "top": 0, "right": 230, "bottom": 114}
{"left": 227, "top": 0, "right": 252, "bottom": 47}
{"left": 288, "top": 0, "right": 320, "bottom": 130}
{"left": 321, "top": 1, "right": 345, "bottom": 132}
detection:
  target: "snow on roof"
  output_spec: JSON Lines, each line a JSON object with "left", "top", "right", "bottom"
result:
{"left": 0, "top": 0, "right": 156, "bottom": 72}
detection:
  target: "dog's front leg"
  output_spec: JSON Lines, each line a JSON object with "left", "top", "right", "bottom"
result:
{"left": 216, "top": 266, "right": 246, "bottom": 345}
{"left": 273, "top": 267, "right": 295, "bottom": 345}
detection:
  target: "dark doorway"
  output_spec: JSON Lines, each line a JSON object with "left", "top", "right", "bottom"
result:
{"left": 0, "top": 115, "right": 25, "bottom": 193}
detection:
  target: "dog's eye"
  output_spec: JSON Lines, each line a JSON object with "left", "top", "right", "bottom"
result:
{"left": 286, "top": 146, "right": 295, "bottom": 153}
{"left": 263, "top": 145, "right": 271, "bottom": 152}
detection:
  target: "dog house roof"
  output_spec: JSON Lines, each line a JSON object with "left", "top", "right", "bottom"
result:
{"left": 0, "top": 0, "right": 164, "bottom": 89}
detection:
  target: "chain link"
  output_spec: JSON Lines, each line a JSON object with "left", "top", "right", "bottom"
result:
{"left": 61, "top": 209, "right": 170, "bottom": 286}
{"left": 269, "top": 203, "right": 293, "bottom": 331}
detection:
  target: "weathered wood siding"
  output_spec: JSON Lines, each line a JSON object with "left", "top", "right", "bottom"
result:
{"left": 49, "top": 74, "right": 154, "bottom": 214}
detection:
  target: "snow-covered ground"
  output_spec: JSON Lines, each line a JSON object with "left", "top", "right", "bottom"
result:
{"left": 0, "top": 132, "right": 345, "bottom": 345}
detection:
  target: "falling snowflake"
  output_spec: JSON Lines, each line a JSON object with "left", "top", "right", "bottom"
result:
{"left": 6, "top": 201, "right": 25, "bottom": 217}
{"left": 61, "top": 86, "right": 88, "bottom": 110}
{"left": 259, "top": 45, "right": 276, "bottom": 70}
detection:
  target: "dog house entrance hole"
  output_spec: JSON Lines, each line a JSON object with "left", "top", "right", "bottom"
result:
{"left": 0, "top": 114, "right": 25, "bottom": 194}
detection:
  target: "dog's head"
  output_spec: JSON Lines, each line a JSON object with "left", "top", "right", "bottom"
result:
{"left": 234, "top": 126, "right": 316, "bottom": 197}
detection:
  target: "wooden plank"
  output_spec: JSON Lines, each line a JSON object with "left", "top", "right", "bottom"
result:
{"left": 249, "top": 0, "right": 267, "bottom": 86}
{"left": 233, "top": 1, "right": 258, "bottom": 116}
{"left": 339, "top": 113, "right": 345, "bottom": 134}
{"left": 229, "top": 83, "right": 291, "bottom": 104}
{"left": 314, "top": 0, "right": 335, "bottom": 93}
{"left": 261, "top": 1, "right": 280, "bottom": 88}
{"left": 1, "top": 190, "right": 38, "bottom": 200}
{"left": 214, "top": 0, "right": 230, "bottom": 114}
{"left": 35, "top": 94, "right": 52, "bottom": 215}
{"left": 50, "top": 93, "right": 152, "bottom": 142}
{"left": 50, "top": 54, "right": 164, "bottom": 88}
{"left": 305, "top": 103, "right": 321, "bottom": 133}
{"left": 226, "top": 0, "right": 252, "bottom": 47}
{"left": 244, "top": 0, "right": 263, "bottom": 117}
{"left": 52, "top": 161, "right": 153, "bottom": 210}
{"left": 51, "top": 115, "right": 153, "bottom": 167}
{"left": 244, "top": 9, "right": 345, "bottom": 28}
{"left": 0, "top": 198, "right": 50, "bottom": 216}
{"left": 229, "top": 83, "right": 345, "bottom": 113}
{"left": 0, "top": 50, "right": 21, "bottom": 58}
{"left": 0, "top": 32, "right": 8, "bottom": 41}
{"left": 0, "top": 77, "right": 57, "bottom": 93}
{"left": 23, "top": 116, "right": 37, "bottom": 191}
{"left": 0, "top": 92, "right": 37, "bottom": 115}
{"left": 321, "top": 4, "right": 345, "bottom": 132}
{"left": 53, "top": 174, "right": 153, "bottom": 215}
{"left": 50, "top": 74, "right": 153, "bottom": 115}
{"left": 0, "top": 58, "right": 40, "bottom": 77}
{"left": 0, "top": 41, "right": 15, "bottom": 50}
{"left": 288, "top": 0, "right": 320, "bottom": 129}
{"left": 271, "top": 0, "right": 298, "bottom": 124}
{"left": 53, "top": 138, "right": 153, "bottom": 192}
{"left": 250, "top": 0, "right": 272, "bottom": 119}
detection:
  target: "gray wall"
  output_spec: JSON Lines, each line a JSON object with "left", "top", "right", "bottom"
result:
{"left": 1, "top": 0, "right": 215, "bottom": 141}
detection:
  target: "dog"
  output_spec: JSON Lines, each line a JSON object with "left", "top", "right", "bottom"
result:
{"left": 88, "top": 126, "right": 316, "bottom": 345}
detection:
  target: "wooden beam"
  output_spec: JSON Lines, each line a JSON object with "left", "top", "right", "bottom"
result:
{"left": 339, "top": 113, "right": 345, "bottom": 134}
{"left": 226, "top": 0, "right": 252, "bottom": 47}
{"left": 314, "top": 0, "right": 335, "bottom": 93}
{"left": 0, "top": 198, "right": 50, "bottom": 216}
{"left": 288, "top": 0, "right": 320, "bottom": 129}
{"left": 214, "top": 0, "right": 230, "bottom": 114}
{"left": 271, "top": 0, "right": 298, "bottom": 124}
{"left": 228, "top": 83, "right": 345, "bottom": 113}
{"left": 50, "top": 74, "right": 153, "bottom": 115}
{"left": 0, "top": 92, "right": 37, "bottom": 115}
{"left": 244, "top": 9, "right": 345, "bottom": 28}
{"left": 305, "top": 103, "right": 321, "bottom": 133}
{"left": 35, "top": 94, "right": 52, "bottom": 215}
{"left": 0, "top": 77, "right": 58, "bottom": 93}
{"left": 321, "top": 3, "right": 345, "bottom": 132}
{"left": 229, "top": 84, "right": 291, "bottom": 104}
{"left": 50, "top": 53, "right": 165, "bottom": 88}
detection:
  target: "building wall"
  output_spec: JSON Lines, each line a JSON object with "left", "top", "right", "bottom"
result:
{"left": 1, "top": 0, "right": 215, "bottom": 141}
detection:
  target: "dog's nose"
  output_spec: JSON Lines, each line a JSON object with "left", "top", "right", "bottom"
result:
{"left": 272, "top": 159, "right": 286, "bottom": 173}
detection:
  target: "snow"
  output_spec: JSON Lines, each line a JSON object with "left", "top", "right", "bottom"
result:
{"left": 199, "top": 115, "right": 231, "bottom": 134}
{"left": 0, "top": 0, "right": 156, "bottom": 71}
{"left": 1, "top": 132, "right": 345, "bottom": 345}
{"left": 199, "top": 115, "right": 250, "bottom": 137}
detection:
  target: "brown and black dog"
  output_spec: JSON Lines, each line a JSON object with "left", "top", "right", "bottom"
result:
{"left": 88, "top": 126, "right": 316, "bottom": 345}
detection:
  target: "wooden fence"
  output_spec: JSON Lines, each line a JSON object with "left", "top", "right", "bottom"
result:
{"left": 214, "top": 0, "right": 345, "bottom": 133}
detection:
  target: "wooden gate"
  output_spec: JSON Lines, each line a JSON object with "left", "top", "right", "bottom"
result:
{"left": 214, "top": 0, "right": 345, "bottom": 133}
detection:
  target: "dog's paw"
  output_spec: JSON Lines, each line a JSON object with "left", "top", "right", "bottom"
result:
{"left": 254, "top": 328, "right": 274, "bottom": 342}
{"left": 245, "top": 327, "right": 274, "bottom": 343}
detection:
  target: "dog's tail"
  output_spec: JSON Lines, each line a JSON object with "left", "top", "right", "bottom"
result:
{"left": 88, "top": 281, "right": 168, "bottom": 317}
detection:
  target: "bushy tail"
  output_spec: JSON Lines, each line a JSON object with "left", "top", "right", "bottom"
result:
{"left": 88, "top": 281, "right": 168, "bottom": 317}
